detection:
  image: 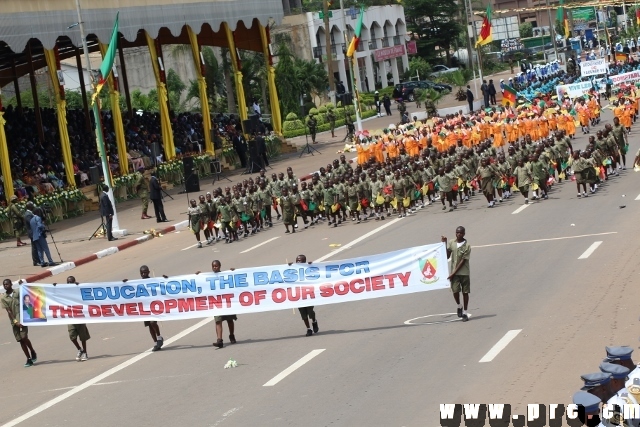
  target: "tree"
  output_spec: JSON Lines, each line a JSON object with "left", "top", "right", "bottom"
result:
{"left": 275, "top": 37, "right": 302, "bottom": 116}
{"left": 403, "top": 0, "right": 463, "bottom": 65}
{"left": 293, "top": 57, "right": 328, "bottom": 104}
{"left": 520, "top": 22, "right": 533, "bottom": 38}
{"left": 407, "top": 57, "right": 432, "bottom": 81}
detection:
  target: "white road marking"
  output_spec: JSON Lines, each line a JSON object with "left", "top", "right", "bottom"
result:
{"left": 473, "top": 232, "right": 616, "bottom": 249}
{"left": 404, "top": 313, "right": 462, "bottom": 325}
{"left": 511, "top": 204, "right": 530, "bottom": 214}
{"left": 263, "top": 349, "right": 326, "bottom": 387}
{"left": 479, "top": 329, "right": 522, "bottom": 363}
{"left": 1, "top": 317, "right": 213, "bottom": 427}
{"left": 578, "top": 241, "right": 603, "bottom": 259}
{"left": 635, "top": 194, "right": 640, "bottom": 201}
{"left": 240, "top": 237, "right": 280, "bottom": 254}
{"left": 181, "top": 242, "right": 201, "bottom": 251}
{"left": 315, "top": 218, "right": 402, "bottom": 262}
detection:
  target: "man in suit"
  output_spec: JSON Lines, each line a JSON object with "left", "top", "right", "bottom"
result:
{"left": 99, "top": 184, "right": 117, "bottom": 241}
{"left": 23, "top": 202, "right": 40, "bottom": 266}
{"left": 466, "top": 85, "right": 474, "bottom": 113}
{"left": 149, "top": 171, "right": 168, "bottom": 223}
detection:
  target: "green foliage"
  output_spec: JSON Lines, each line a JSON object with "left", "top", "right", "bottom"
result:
{"left": 437, "top": 69, "right": 469, "bottom": 89}
{"left": 167, "top": 69, "right": 186, "bottom": 96}
{"left": 318, "top": 106, "right": 327, "bottom": 114}
{"left": 285, "top": 112, "right": 299, "bottom": 120}
{"left": 325, "top": 103, "right": 335, "bottom": 110}
{"left": 403, "top": 0, "right": 462, "bottom": 64}
{"left": 282, "top": 109, "right": 377, "bottom": 138}
{"left": 309, "top": 107, "right": 319, "bottom": 116}
{"left": 555, "top": 19, "right": 566, "bottom": 40}
{"left": 407, "top": 57, "right": 433, "bottom": 81}
{"left": 202, "top": 47, "right": 227, "bottom": 112}
{"left": 64, "top": 90, "right": 87, "bottom": 109}
{"left": 131, "top": 89, "right": 159, "bottom": 112}
{"left": 283, "top": 119, "right": 305, "bottom": 131}
{"left": 520, "top": 22, "right": 533, "bottom": 38}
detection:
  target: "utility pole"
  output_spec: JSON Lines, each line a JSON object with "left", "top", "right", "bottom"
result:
{"left": 323, "top": 0, "right": 335, "bottom": 94}
{"left": 546, "top": 0, "right": 559, "bottom": 61}
{"left": 339, "top": 0, "right": 362, "bottom": 131}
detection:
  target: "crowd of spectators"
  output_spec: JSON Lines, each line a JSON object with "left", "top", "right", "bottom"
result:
{"left": 0, "top": 105, "right": 210, "bottom": 204}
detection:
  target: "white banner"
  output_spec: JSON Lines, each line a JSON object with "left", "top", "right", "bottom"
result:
{"left": 20, "top": 244, "right": 450, "bottom": 325}
{"left": 580, "top": 58, "right": 608, "bottom": 77}
{"left": 609, "top": 70, "right": 640, "bottom": 86}
{"left": 556, "top": 81, "right": 594, "bottom": 99}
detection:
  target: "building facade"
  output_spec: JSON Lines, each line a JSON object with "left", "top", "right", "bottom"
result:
{"left": 305, "top": 5, "right": 411, "bottom": 93}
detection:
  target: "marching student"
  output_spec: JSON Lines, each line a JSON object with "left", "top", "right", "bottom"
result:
{"left": 123, "top": 265, "right": 164, "bottom": 351}
{"left": 2, "top": 278, "right": 37, "bottom": 366}
{"left": 56, "top": 275, "right": 91, "bottom": 361}
{"left": 211, "top": 260, "right": 237, "bottom": 348}
{"left": 295, "top": 254, "right": 319, "bottom": 336}
{"left": 441, "top": 226, "right": 471, "bottom": 322}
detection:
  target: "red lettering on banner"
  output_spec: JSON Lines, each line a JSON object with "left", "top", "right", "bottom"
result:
{"left": 221, "top": 293, "right": 233, "bottom": 308}
{"left": 165, "top": 299, "right": 178, "bottom": 313}
{"left": 51, "top": 306, "right": 60, "bottom": 318}
{"left": 397, "top": 272, "right": 411, "bottom": 286}
{"left": 113, "top": 304, "right": 125, "bottom": 316}
{"left": 384, "top": 274, "right": 397, "bottom": 288}
{"left": 101, "top": 305, "right": 114, "bottom": 317}
{"left": 334, "top": 281, "right": 349, "bottom": 296}
{"left": 364, "top": 277, "right": 372, "bottom": 291}
{"left": 72, "top": 306, "right": 85, "bottom": 318}
{"left": 88, "top": 305, "right": 101, "bottom": 317}
{"left": 371, "top": 275, "right": 384, "bottom": 291}
{"left": 150, "top": 301, "right": 163, "bottom": 315}
{"left": 138, "top": 303, "right": 151, "bottom": 315}
{"left": 177, "top": 298, "right": 194, "bottom": 312}
{"left": 207, "top": 295, "right": 223, "bottom": 309}
{"left": 350, "top": 279, "right": 365, "bottom": 293}
{"left": 301, "top": 286, "right": 315, "bottom": 300}
{"left": 195, "top": 296, "right": 207, "bottom": 311}
{"left": 239, "top": 292, "right": 253, "bottom": 306}
{"left": 272, "top": 288, "right": 286, "bottom": 303}
{"left": 59, "top": 306, "right": 73, "bottom": 318}
{"left": 287, "top": 287, "right": 301, "bottom": 301}
{"left": 125, "top": 303, "right": 138, "bottom": 316}
{"left": 254, "top": 290, "right": 267, "bottom": 305}
{"left": 319, "top": 284, "right": 334, "bottom": 297}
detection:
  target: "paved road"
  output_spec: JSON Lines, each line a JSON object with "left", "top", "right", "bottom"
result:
{"left": 1, "top": 109, "right": 639, "bottom": 426}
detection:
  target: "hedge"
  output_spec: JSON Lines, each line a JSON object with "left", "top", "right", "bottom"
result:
{"left": 282, "top": 109, "right": 378, "bottom": 138}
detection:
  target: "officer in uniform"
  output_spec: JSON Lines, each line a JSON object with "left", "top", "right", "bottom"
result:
{"left": 599, "top": 362, "right": 640, "bottom": 427}
{"left": 307, "top": 114, "right": 318, "bottom": 144}
{"left": 425, "top": 98, "right": 437, "bottom": 119}
{"left": 572, "top": 391, "right": 602, "bottom": 425}
{"left": 580, "top": 372, "right": 614, "bottom": 402}
{"left": 135, "top": 167, "right": 152, "bottom": 219}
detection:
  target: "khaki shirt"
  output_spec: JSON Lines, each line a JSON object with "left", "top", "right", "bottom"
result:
{"left": 447, "top": 239, "right": 470, "bottom": 276}
{"left": 1, "top": 290, "right": 20, "bottom": 325}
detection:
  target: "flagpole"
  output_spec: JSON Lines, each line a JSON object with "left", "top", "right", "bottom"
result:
{"left": 468, "top": 0, "right": 484, "bottom": 91}
{"left": 340, "top": 0, "right": 363, "bottom": 131}
{"left": 463, "top": 0, "right": 479, "bottom": 103}
{"left": 75, "top": 0, "right": 125, "bottom": 237}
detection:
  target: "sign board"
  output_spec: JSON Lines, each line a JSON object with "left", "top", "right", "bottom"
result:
{"left": 580, "top": 58, "right": 608, "bottom": 77}
{"left": 406, "top": 40, "right": 417, "bottom": 55}
{"left": 374, "top": 45, "right": 406, "bottom": 62}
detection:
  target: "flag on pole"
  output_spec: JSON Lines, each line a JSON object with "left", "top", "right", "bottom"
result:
{"left": 557, "top": 0, "right": 570, "bottom": 38}
{"left": 636, "top": 9, "right": 640, "bottom": 25}
{"left": 475, "top": 4, "right": 493, "bottom": 48}
{"left": 502, "top": 85, "right": 517, "bottom": 106}
{"left": 93, "top": 12, "right": 119, "bottom": 102}
{"left": 346, "top": 7, "right": 364, "bottom": 57}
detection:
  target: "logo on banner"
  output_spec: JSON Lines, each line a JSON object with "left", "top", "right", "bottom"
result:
{"left": 419, "top": 257, "right": 439, "bottom": 284}
{"left": 22, "top": 286, "right": 48, "bottom": 323}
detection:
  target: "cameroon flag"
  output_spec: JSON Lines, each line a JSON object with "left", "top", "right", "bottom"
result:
{"left": 92, "top": 12, "right": 119, "bottom": 103}
{"left": 502, "top": 85, "right": 517, "bottom": 106}
{"left": 476, "top": 4, "right": 493, "bottom": 48}
{"left": 346, "top": 7, "right": 364, "bottom": 58}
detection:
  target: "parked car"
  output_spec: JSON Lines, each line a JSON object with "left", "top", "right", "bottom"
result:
{"left": 429, "top": 64, "right": 459, "bottom": 77}
{"left": 392, "top": 80, "right": 451, "bottom": 101}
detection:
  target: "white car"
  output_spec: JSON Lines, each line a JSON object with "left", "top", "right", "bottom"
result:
{"left": 429, "top": 64, "right": 459, "bottom": 77}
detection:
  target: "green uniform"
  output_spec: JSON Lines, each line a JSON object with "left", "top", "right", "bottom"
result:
{"left": 447, "top": 239, "right": 471, "bottom": 293}
{"left": 279, "top": 195, "right": 295, "bottom": 225}
{"left": 476, "top": 165, "right": 496, "bottom": 196}
{"left": 9, "top": 203, "right": 23, "bottom": 238}
{"left": 1, "top": 290, "right": 27, "bottom": 342}
{"left": 188, "top": 205, "right": 203, "bottom": 233}
{"left": 514, "top": 164, "right": 532, "bottom": 190}
{"left": 433, "top": 174, "right": 452, "bottom": 193}
{"left": 135, "top": 174, "right": 150, "bottom": 212}
{"left": 68, "top": 324, "right": 90, "bottom": 342}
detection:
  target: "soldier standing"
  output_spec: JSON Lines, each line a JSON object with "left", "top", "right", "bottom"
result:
{"left": 307, "top": 114, "right": 318, "bottom": 144}
{"left": 135, "top": 167, "right": 152, "bottom": 219}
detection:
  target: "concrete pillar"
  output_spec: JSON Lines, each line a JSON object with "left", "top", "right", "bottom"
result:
{"left": 364, "top": 55, "right": 375, "bottom": 93}
{"left": 401, "top": 54, "right": 409, "bottom": 74}
{"left": 391, "top": 58, "right": 400, "bottom": 85}
{"left": 379, "top": 59, "right": 388, "bottom": 88}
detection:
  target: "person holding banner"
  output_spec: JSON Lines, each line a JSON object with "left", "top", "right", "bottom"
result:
{"left": 295, "top": 254, "right": 319, "bottom": 336}
{"left": 442, "top": 226, "right": 471, "bottom": 322}
{"left": 58, "top": 276, "right": 90, "bottom": 362}
{"left": 2, "top": 279, "right": 37, "bottom": 366}
{"left": 126, "top": 265, "right": 164, "bottom": 351}
{"left": 211, "top": 260, "right": 237, "bottom": 348}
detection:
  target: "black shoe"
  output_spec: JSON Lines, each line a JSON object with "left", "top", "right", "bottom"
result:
{"left": 31, "top": 352, "right": 37, "bottom": 363}
{"left": 312, "top": 320, "right": 319, "bottom": 333}
{"left": 151, "top": 344, "right": 161, "bottom": 352}
{"left": 48, "top": 262, "right": 58, "bottom": 266}
{"left": 213, "top": 339, "right": 224, "bottom": 348}
{"left": 305, "top": 329, "right": 313, "bottom": 337}
{"left": 108, "top": 237, "right": 118, "bottom": 241}
{"left": 33, "top": 262, "right": 39, "bottom": 266}
{"left": 41, "top": 262, "right": 48, "bottom": 268}
{"left": 229, "top": 334, "right": 236, "bottom": 344}
{"left": 157, "top": 337, "right": 164, "bottom": 349}
{"left": 24, "top": 358, "right": 33, "bottom": 367}
{"left": 457, "top": 307, "right": 463, "bottom": 318}
{"left": 462, "top": 314, "right": 469, "bottom": 322}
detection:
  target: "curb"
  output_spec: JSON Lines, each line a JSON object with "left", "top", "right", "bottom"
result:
{"left": 25, "top": 220, "right": 189, "bottom": 283}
